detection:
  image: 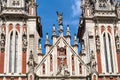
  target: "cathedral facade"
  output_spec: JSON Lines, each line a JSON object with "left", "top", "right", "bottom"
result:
{"left": 77, "top": 0, "right": 120, "bottom": 80}
{"left": 0, "top": 0, "right": 120, "bottom": 80}
{"left": 0, "top": 0, "right": 42, "bottom": 80}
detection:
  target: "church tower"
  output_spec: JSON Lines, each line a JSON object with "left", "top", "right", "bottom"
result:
{"left": 78, "top": 0, "right": 120, "bottom": 79}
{"left": 0, "top": 0, "right": 42, "bottom": 80}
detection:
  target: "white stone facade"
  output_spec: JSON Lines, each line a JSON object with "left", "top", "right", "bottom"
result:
{"left": 0, "top": 0, "right": 120, "bottom": 80}
{"left": 78, "top": 0, "right": 120, "bottom": 80}
{"left": 0, "top": 0, "right": 42, "bottom": 80}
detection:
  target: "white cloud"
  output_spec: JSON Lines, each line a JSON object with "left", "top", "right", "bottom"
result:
{"left": 64, "top": 20, "right": 79, "bottom": 26}
{"left": 72, "top": 0, "right": 81, "bottom": 16}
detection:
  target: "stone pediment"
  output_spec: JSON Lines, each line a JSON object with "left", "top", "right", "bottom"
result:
{"left": 35, "top": 36, "right": 90, "bottom": 76}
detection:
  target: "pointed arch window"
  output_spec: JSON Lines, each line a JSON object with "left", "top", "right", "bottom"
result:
{"left": 9, "top": 31, "right": 13, "bottom": 73}
{"left": 103, "top": 33, "right": 109, "bottom": 72}
{"left": 14, "top": 32, "right": 18, "bottom": 73}
{"left": 9, "top": 31, "right": 19, "bottom": 73}
{"left": 108, "top": 34, "right": 114, "bottom": 72}
{"left": 103, "top": 33, "right": 114, "bottom": 73}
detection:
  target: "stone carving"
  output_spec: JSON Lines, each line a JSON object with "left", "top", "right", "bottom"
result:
{"left": 96, "top": 35, "right": 100, "bottom": 51}
{"left": 22, "top": 34, "right": 27, "bottom": 52}
{"left": 115, "top": 35, "right": 120, "bottom": 52}
{"left": 25, "top": 1, "right": 31, "bottom": 12}
{"left": 27, "top": 51, "right": 35, "bottom": 73}
{"left": 56, "top": 11, "right": 63, "bottom": 26}
{"left": 2, "top": 0, "right": 7, "bottom": 7}
{"left": 56, "top": 56, "right": 70, "bottom": 76}
{"left": 90, "top": 51, "right": 97, "bottom": 69}
{"left": 57, "top": 66, "right": 70, "bottom": 76}
{"left": 0, "top": 39, "right": 5, "bottom": 47}
{"left": 0, "top": 33, "right": 5, "bottom": 53}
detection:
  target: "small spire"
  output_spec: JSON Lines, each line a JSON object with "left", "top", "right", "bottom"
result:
{"left": 52, "top": 24, "right": 56, "bottom": 36}
{"left": 66, "top": 25, "right": 70, "bottom": 36}
{"left": 23, "top": 28, "right": 26, "bottom": 34}
{"left": 74, "top": 34, "right": 78, "bottom": 45}
{"left": 45, "top": 33, "right": 49, "bottom": 45}
{"left": 39, "top": 39, "right": 42, "bottom": 54}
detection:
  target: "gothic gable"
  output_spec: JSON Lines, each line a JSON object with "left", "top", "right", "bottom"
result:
{"left": 35, "top": 36, "right": 90, "bottom": 77}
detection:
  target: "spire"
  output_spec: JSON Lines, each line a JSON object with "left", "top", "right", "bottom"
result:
{"left": 45, "top": 33, "right": 49, "bottom": 45}
{"left": 74, "top": 34, "right": 78, "bottom": 45}
{"left": 66, "top": 25, "right": 70, "bottom": 37}
{"left": 57, "top": 11, "right": 63, "bottom": 36}
{"left": 38, "top": 39, "right": 42, "bottom": 54}
{"left": 52, "top": 24, "right": 56, "bottom": 37}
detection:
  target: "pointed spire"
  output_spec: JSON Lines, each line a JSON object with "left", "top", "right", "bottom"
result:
{"left": 52, "top": 24, "right": 56, "bottom": 37}
{"left": 38, "top": 39, "right": 42, "bottom": 54}
{"left": 66, "top": 25, "right": 70, "bottom": 36}
{"left": 45, "top": 33, "right": 49, "bottom": 45}
{"left": 74, "top": 34, "right": 78, "bottom": 45}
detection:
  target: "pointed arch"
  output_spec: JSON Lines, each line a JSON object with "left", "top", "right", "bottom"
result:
{"left": 14, "top": 31, "right": 18, "bottom": 73}
{"left": 103, "top": 33, "right": 109, "bottom": 72}
{"left": 108, "top": 33, "right": 114, "bottom": 72}
{"left": 16, "top": 24, "right": 20, "bottom": 33}
{"left": 9, "top": 30, "right": 19, "bottom": 73}
{"left": 8, "top": 23, "right": 13, "bottom": 32}
{"left": 108, "top": 26, "right": 112, "bottom": 34}
{"left": 9, "top": 31, "right": 13, "bottom": 73}
{"left": 101, "top": 26, "right": 105, "bottom": 33}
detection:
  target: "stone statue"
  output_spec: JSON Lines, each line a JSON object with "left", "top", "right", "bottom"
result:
{"left": 0, "top": 39, "right": 5, "bottom": 47}
{"left": 22, "top": 34, "right": 27, "bottom": 52}
{"left": 0, "top": 33, "right": 5, "bottom": 52}
{"left": 27, "top": 51, "right": 35, "bottom": 73}
{"left": 56, "top": 11, "right": 63, "bottom": 26}
{"left": 96, "top": 35, "right": 100, "bottom": 51}
{"left": 90, "top": 50, "right": 96, "bottom": 68}
{"left": 115, "top": 35, "right": 120, "bottom": 51}
{"left": 64, "top": 66, "right": 70, "bottom": 76}
{"left": 23, "top": 35, "right": 27, "bottom": 46}
{"left": 2, "top": 0, "right": 6, "bottom": 7}
{"left": 25, "top": 1, "right": 30, "bottom": 12}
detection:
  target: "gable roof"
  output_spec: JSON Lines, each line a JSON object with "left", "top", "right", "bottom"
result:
{"left": 34, "top": 36, "right": 90, "bottom": 73}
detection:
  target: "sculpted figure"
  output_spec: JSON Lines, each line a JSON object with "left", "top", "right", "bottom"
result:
{"left": 57, "top": 11, "right": 63, "bottom": 26}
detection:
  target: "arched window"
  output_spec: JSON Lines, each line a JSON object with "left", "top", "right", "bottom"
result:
{"left": 103, "top": 33, "right": 114, "bottom": 73}
{"left": 103, "top": 33, "right": 109, "bottom": 72}
{"left": 108, "top": 34, "right": 114, "bottom": 72}
{"left": 14, "top": 32, "right": 18, "bottom": 73}
{"left": 9, "top": 31, "right": 19, "bottom": 73}
{"left": 9, "top": 31, "right": 13, "bottom": 73}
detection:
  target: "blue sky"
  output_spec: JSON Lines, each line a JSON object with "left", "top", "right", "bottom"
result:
{"left": 36, "top": 0, "right": 81, "bottom": 53}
